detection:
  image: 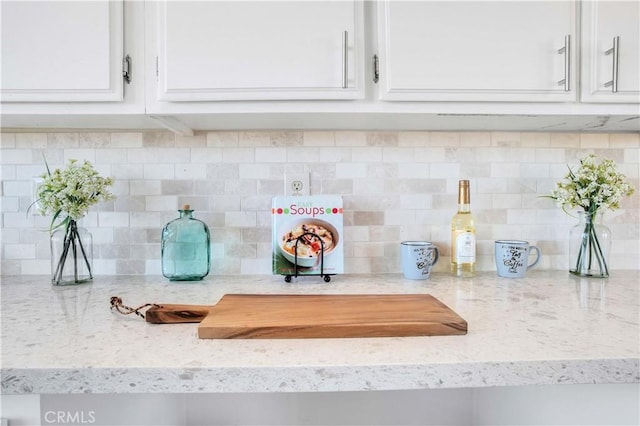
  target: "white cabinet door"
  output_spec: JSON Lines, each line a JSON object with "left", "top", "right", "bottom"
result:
{"left": 0, "top": 1, "right": 124, "bottom": 102}
{"left": 581, "top": 0, "right": 640, "bottom": 103}
{"left": 377, "top": 1, "right": 577, "bottom": 102}
{"left": 155, "top": 0, "right": 364, "bottom": 101}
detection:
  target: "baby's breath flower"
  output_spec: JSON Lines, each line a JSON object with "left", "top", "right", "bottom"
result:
{"left": 549, "top": 154, "right": 634, "bottom": 214}
{"left": 37, "top": 159, "right": 114, "bottom": 231}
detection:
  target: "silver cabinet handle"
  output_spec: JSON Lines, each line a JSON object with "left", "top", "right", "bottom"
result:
{"left": 604, "top": 36, "right": 620, "bottom": 93}
{"left": 557, "top": 35, "right": 570, "bottom": 91}
{"left": 123, "top": 54, "right": 132, "bottom": 84}
{"left": 342, "top": 30, "right": 349, "bottom": 89}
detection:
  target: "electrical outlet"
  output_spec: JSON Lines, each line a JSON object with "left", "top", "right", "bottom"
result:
{"left": 285, "top": 173, "right": 310, "bottom": 196}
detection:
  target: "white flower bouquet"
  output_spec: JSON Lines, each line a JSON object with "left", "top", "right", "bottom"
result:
{"left": 36, "top": 159, "right": 114, "bottom": 285}
{"left": 37, "top": 158, "right": 114, "bottom": 231}
{"left": 548, "top": 154, "right": 634, "bottom": 277}
{"left": 550, "top": 154, "right": 634, "bottom": 215}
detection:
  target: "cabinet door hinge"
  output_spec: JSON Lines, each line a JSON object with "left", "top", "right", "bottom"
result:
{"left": 373, "top": 54, "right": 379, "bottom": 84}
{"left": 155, "top": 56, "right": 159, "bottom": 80}
{"left": 122, "top": 54, "right": 132, "bottom": 84}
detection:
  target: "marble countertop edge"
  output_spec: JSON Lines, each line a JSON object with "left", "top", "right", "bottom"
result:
{"left": 2, "top": 358, "right": 638, "bottom": 395}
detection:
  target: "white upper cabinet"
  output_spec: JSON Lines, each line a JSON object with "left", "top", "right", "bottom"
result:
{"left": 581, "top": 0, "right": 640, "bottom": 103}
{"left": 153, "top": 0, "right": 365, "bottom": 101}
{"left": 377, "top": 1, "right": 577, "bottom": 102}
{"left": 0, "top": 1, "right": 125, "bottom": 102}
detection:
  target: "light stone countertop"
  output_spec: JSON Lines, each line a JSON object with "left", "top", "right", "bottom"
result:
{"left": 1, "top": 271, "right": 638, "bottom": 394}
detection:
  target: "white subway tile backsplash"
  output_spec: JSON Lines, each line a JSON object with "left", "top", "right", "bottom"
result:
{"left": 271, "top": 131, "right": 303, "bottom": 147}
{"left": 238, "top": 163, "right": 270, "bottom": 179}
{"left": 432, "top": 132, "right": 461, "bottom": 146}
{"left": 415, "top": 147, "right": 446, "bottom": 163}
{"left": 429, "top": 163, "right": 460, "bottom": 179}
{"left": 3, "top": 180, "right": 31, "bottom": 197}
{"left": 223, "top": 148, "right": 255, "bottom": 163}
{"left": 550, "top": 133, "right": 580, "bottom": 147}
{"left": 65, "top": 149, "right": 95, "bottom": 164}
{"left": 112, "top": 164, "right": 144, "bottom": 180}
{"left": 580, "top": 133, "right": 609, "bottom": 148}
{"left": 335, "top": 163, "right": 367, "bottom": 179}
{"left": 1, "top": 149, "right": 33, "bottom": 164}
{"left": 624, "top": 148, "right": 640, "bottom": 165}
{"left": 1, "top": 130, "right": 638, "bottom": 277}
{"left": 145, "top": 196, "right": 178, "bottom": 212}
{"left": 207, "top": 131, "right": 239, "bottom": 147}
{"left": 4, "top": 244, "right": 35, "bottom": 259}
{"left": 400, "top": 194, "right": 433, "bottom": 210}
{"left": 458, "top": 132, "right": 486, "bottom": 147}
{"left": 175, "top": 163, "right": 206, "bottom": 180}
{"left": 490, "top": 162, "right": 522, "bottom": 178}
{"left": 335, "top": 131, "right": 367, "bottom": 147}
{"left": 98, "top": 212, "right": 130, "bottom": 228}
{"left": 15, "top": 133, "right": 46, "bottom": 148}
{"left": 254, "top": 147, "right": 286, "bottom": 163}
{"left": 521, "top": 132, "right": 550, "bottom": 147}
{"left": 611, "top": 133, "right": 640, "bottom": 147}
{"left": 143, "top": 164, "right": 175, "bottom": 180}
{"left": 90, "top": 228, "right": 114, "bottom": 245}
{"left": 48, "top": 133, "right": 78, "bottom": 148}
{"left": 492, "top": 194, "right": 522, "bottom": 209}
{"left": 225, "top": 211, "right": 257, "bottom": 228}
{"left": 304, "top": 131, "right": 335, "bottom": 147}
{"left": 319, "top": 147, "right": 351, "bottom": 163}
{"left": 175, "top": 133, "right": 206, "bottom": 148}
{"left": 131, "top": 180, "right": 161, "bottom": 196}
{"left": 398, "top": 132, "right": 429, "bottom": 146}
{"left": 15, "top": 162, "right": 46, "bottom": 180}
{"left": 0, "top": 133, "right": 16, "bottom": 148}
{"left": 110, "top": 132, "right": 143, "bottom": 148}
{"left": 399, "top": 163, "right": 430, "bottom": 179}
{"left": 190, "top": 147, "right": 223, "bottom": 164}
{"left": 366, "top": 132, "right": 398, "bottom": 147}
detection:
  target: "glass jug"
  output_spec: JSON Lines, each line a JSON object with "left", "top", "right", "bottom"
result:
{"left": 161, "top": 205, "right": 210, "bottom": 281}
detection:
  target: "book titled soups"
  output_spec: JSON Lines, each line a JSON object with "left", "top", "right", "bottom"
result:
{"left": 272, "top": 195, "right": 344, "bottom": 277}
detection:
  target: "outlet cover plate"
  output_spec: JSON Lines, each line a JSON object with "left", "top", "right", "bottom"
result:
{"left": 285, "top": 173, "right": 310, "bottom": 196}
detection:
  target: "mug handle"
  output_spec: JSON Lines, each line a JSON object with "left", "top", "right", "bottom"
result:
{"left": 527, "top": 246, "right": 541, "bottom": 269}
{"left": 432, "top": 247, "right": 439, "bottom": 266}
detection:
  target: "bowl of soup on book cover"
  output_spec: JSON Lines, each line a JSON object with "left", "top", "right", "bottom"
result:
{"left": 278, "top": 218, "right": 340, "bottom": 267}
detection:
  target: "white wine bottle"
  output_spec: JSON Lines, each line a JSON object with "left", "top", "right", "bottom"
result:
{"left": 451, "top": 180, "right": 476, "bottom": 277}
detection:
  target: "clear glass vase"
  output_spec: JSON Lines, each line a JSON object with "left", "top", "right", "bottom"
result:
{"left": 50, "top": 219, "right": 93, "bottom": 285}
{"left": 161, "top": 205, "right": 211, "bottom": 281}
{"left": 569, "top": 211, "right": 611, "bottom": 278}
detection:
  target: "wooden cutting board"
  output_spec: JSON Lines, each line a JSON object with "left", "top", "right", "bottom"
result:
{"left": 193, "top": 294, "right": 467, "bottom": 339}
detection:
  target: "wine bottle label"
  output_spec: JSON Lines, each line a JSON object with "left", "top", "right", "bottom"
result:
{"left": 455, "top": 232, "right": 476, "bottom": 263}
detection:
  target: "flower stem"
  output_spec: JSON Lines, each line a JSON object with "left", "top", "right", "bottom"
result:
{"left": 52, "top": 219, "right": 92, "bottom": 285}
{"left": 571, "top": 211, "right": 609, "bottom": 278}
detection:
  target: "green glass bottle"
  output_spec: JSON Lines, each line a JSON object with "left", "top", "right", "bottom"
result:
{"left": 161, "top": 205, "right": 210, "bottom": 281}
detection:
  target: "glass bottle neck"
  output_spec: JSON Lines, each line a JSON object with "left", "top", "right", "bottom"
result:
{"left": 457, "top": 203, "right": 471, "bottom": 213}
{"left": 179, "top": 210, "right": 194, "bottom": 218}
{"left": 457, "top": 181, "right": 471, "bottom": 213}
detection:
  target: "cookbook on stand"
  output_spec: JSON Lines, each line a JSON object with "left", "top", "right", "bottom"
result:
{"left": 272, "top": 195, "right": 344, "bottom": 278}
